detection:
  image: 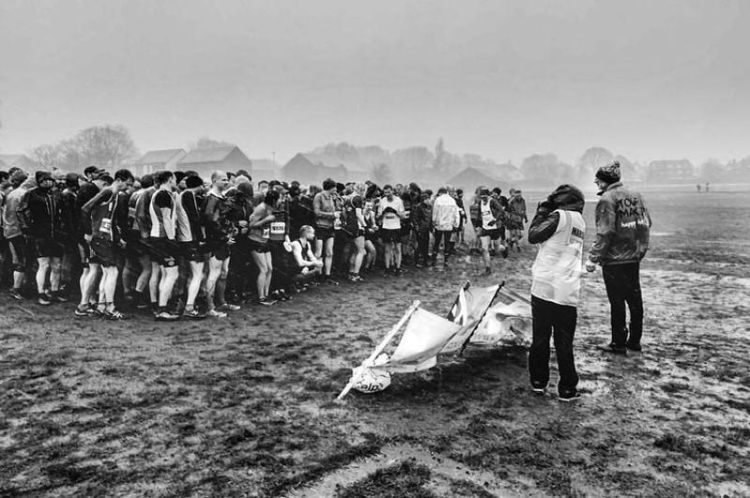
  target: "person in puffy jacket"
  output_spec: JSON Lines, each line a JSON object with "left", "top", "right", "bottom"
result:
{"left": 431, "top": 187, "right": 459, "bottom": 267}
{"left": 585, "top": 161, "right": 652, "bottom": 354}
{"left": 528, "top": 184, "right": 586, "bottom": 402}
{"left": 21, "top": 171, "right": 65, "bottom": 305}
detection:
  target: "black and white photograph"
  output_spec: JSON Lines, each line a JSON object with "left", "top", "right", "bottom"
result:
{"left": 1, "top": 0, "right": 748, "bottom": 496}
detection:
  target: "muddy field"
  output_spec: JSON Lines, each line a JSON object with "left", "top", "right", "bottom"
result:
{"left": 1, "top": 189, "right": 749, "bottom": 497}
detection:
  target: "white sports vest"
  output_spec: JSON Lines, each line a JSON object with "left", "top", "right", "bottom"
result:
{"left": 175, "top": 191, "right": 193, "bottom": 242}
{"left": 149, "top": 189, "right": 177, "bottom": 239}
{"left": 480, "top": 200, "right": 494, "bottom": 230}
{"left": 531, "top": 209, "right": 585, "bottom": 306}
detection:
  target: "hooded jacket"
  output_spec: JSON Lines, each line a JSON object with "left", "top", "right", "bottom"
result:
{"left": 20, "top": 186, "right": 62, "bottom": 239}
{"left": 528, "top": 185, "right": 585, "bottom": 245}
{"left": 588, "top": 182, "right": 651, "bottom": 265}
{"left": 432, "top": 193, "right": 460, "bottom": 231}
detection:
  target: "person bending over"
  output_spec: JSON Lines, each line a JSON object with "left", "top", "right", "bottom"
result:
{"left": 528, "top": 184, "right": 586, "bottom": 402}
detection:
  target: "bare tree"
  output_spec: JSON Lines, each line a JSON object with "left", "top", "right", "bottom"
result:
{"left": 521, "top": 153, "right": 575, "bottom": 185}
{"left": 29, "top": 144, "right": 63, "bottom": 170}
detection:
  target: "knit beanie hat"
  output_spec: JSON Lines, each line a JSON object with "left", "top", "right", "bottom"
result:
{"left": 10, "top": 169, "right": 28, "bottom": 187}
{"left": 35, "top": 170, "right": 53, "bottom": 184}
{"left": 185, "top": 175, "right": 203, "bottom": 189}
{"left": 595, "top": 161, "right": 621, "bottom": 184}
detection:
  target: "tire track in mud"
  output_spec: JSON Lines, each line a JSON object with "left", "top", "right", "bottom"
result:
{"left": 285, "top": 442, "right": 527, "bottom": 498}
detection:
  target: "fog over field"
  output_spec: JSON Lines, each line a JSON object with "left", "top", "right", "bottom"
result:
{"left": 1, "top": 0, "right": 749, "bottom": 169}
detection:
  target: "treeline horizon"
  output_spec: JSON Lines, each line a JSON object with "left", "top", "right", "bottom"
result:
{"left": 6, "top": 124, "right": 750, "bottom": 185}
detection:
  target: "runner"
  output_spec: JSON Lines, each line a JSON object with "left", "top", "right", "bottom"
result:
{"left": 2, "top": 171, "right": 32, "bottom": 300}
{"left": 176, "top": 175, "right": 206, "bottom": 319}
{"left": 377, "top": 184, "right": 405, "bottom": 275}
{"left": 412, "top": 189, "right": 433, "bottom": 268}
{"left": 342, "top": 184, "right": 366, "bottom": 282}
{"left": 80, "top": 169, "right": 134, "bottom": 319}
{"left": 313, "top": 178, "right": 338, "bottom": 284}
{"left": 248, "top": 189, "right": 279, "bottom": 305}
{"left": 149, "top": 170, "right": 181, "bottom": 321}
{"left": 290, "top": 225, "right": 324, "bottom": 283}
{"left": 203, "top": 170, "right": 238, "bottom": 318}
{"left": 125, "top": 174, "right": 154, "bottom": 309}
{"left": 507, "top": 188, "right": 528, "bottom": 252}
{"left": 477, "top": 188, "right": 504, "bottom": 275}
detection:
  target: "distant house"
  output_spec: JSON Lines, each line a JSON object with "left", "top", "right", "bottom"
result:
{"left": 447, "top": 167, "right": 502, "bottom": 191}
{"left": 177, "top": 146, "right": 253, "bottom": 179}
{"left": 282, "top": 153, "right": 349, "bottom": 185}
{"left": 647, "top": 160, "right": 696, "bottom": 182}
{"left": 0, "top": 154, "right": 36, "bottom": 172}
{"left": 133, "top": 149, "right": 186, "bottom": 176}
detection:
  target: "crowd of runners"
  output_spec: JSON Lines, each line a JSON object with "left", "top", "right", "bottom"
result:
{"left": 0, "top": 165, "right": 528, "bottom": 320}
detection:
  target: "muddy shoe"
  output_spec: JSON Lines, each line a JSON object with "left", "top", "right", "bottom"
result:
{"left": 626, "top": 343, "right": 642, "bottom": 352}
{"left": 558, "top": 390, "right": 581, "bottom": 402}
{"left": 182, "top": 309, "right": 206, "bottom": 320}
{"left": 597, "top": 342, "right": 627, "bottom": 355}
{"left": 531, "top": 382, "right": 546, "bottom": 394}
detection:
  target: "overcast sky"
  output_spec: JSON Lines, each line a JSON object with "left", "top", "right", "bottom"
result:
{"left": 1, "top": 0, "right": 748, "bottom": 165}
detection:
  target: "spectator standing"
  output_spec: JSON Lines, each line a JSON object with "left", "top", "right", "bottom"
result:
{"left": 586, "top": 161, "right": 652, "bottom": 354}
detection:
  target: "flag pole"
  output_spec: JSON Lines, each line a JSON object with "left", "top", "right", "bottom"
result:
{"left": 336, "top": 300, "right": 421, "bottom": 400}
{"left": 456, "top": 281, "right": 505, "bottom": 357}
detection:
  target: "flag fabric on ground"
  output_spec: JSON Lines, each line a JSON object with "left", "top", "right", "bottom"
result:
{"left": 441, "top": 284, "right": 501, "bottom": 354}
{"left": 470, "top": 287, "right": 532, "bottom": 347}
{"left": 373, "top": 308, "right": 463, "bottom": 373}
{"left": 341, "top": 282, "right": 523, "bottom": 398}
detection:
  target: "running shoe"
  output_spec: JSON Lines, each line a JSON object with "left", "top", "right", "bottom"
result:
{"left": 50, "top": 291, "right": 68, "bottom": 303}
{"left": 182, "top": 309, "right": 206, "bottom": 320}
{"left": 103, "top": 310, "right": 126, "bottom": 321}
{"left": 324, "top": 278, "right": 339, "bottom": 286}
{"left": 9, "top": 288, "right": 23, "bottom": 301}
{"left": 216, "top": 303, "right": 241, "bottom": 312}
{"left": 558, "top": 390, "right": 581, "bottom": 402}
{"left": 74, "top": 305, "right": 91, "bottom": 317}
{"left": 257, "top": 297, "right": 277, "bottom": 306}
{"left": 38, "top": 293, "right": 52, "bottom": 306}
{"left": 155, "top": 311, "right": 180, "bottom": 321}
{"left": 206, "top": 308, "right": 227, "bottom": 318}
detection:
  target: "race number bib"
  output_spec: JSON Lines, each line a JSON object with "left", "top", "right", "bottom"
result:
{"left": 333, "top": 211, "right": 342, "bottom": 230}
{"left": 99, "top": 217, "right": 113, "bottom": 236}
{"left": 270, "top": 222, "right": 285, "bottom": 235}
{"left": 262, "top": 227, "right": 271, "bottom": 240}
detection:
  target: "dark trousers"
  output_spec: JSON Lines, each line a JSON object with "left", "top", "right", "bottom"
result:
{"left": 528, "top": 296, "right": 579, "bottom": 394}
{"left": 415, "top": 230, "right": 430, "bottom": 264}
{"left": 602, "top": 262, "right": 644, "bottom": 347}
{"left": 432, "top": 230, "right": 452, "bottom": 263}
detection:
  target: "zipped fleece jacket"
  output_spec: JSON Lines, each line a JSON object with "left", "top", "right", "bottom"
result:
{"left": 588, "top": 181, "right": 651, "bottom": 265}
{"left": 432, "top": 194, "right": 459, "bottom": 231}
{"left": 21, "top": 187, "right": 62, "bottom": 239}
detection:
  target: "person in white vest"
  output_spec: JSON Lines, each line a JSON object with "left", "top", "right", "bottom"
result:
{"left": 528, "top": 184, "right": 586, "bottom": 402}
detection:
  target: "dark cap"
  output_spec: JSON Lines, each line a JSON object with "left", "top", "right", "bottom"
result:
{"left": 35, "top": 171, "right": 53, "bottom": 184}
{"left": 185, "top": 175, "right": 203, "bottom": 189}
